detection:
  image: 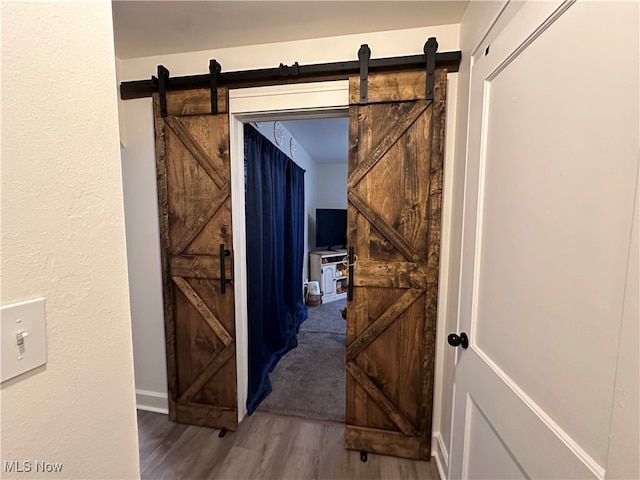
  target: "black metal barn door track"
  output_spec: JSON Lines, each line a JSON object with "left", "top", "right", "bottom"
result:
{"left": 121, "top": 37, "right": 460, "bottom": 106}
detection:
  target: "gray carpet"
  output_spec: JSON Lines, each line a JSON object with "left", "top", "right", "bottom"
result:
{"left": 300, "top": 298, "right": 346, "bottom": 335}
{"left": 258, "top": 299, "right": 346, "bottom": 423}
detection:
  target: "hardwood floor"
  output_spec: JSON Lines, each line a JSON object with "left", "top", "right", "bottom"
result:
{"left": 137, "top": 410, "right": 441, "bottom": 479}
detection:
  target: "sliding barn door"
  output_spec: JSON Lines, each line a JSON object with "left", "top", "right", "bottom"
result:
{"left": 346, "top": 70, "right": 447, "bottom": 460}
{"left": 153, "top": 88, "right": 237, "bottom": 430}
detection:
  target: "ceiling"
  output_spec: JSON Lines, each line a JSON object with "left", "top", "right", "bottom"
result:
{"left": 111, "top": 1, "right": 469, "bottom": 59}
{"left": 112, "top": 1, "right": 469, "bottom": 164}
{"left": 281, "top": 117, "right": 349, "bottom": 164}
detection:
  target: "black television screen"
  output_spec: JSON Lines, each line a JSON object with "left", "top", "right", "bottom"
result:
{"left": 315, "top": 208, "right": 347, "bottom": 249}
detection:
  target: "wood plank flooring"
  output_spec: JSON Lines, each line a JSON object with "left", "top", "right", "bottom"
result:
{"left": 137, "top": 410, "right": 441, "bottom": 479}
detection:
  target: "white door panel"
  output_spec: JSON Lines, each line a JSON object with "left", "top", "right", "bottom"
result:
{"left": 458, "top": 348, "right": 601, "bottom": 478}
{"left": 465, "top": 397, "right": 527, "bottom": 480}
{"left": 450, "top": 1, "right": 639, "bottom": 478}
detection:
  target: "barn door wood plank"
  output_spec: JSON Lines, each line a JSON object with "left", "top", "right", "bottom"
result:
{"left": 348, "top": 71, "right": 430, "bottom": 104}
{"left": 169, "top": 183, "right": 229, "bottom": 255}
{"left": 153, "top": 93, "right": 179, "bottom": 417}
{"left": 164, "top": 116, "right": 227, "bottom": 189}
{"left": 346, "top": 288, "right": 424, "bottom": 362}
{"left": 352, "top": 261, "right": 426, "bottom": 288}
{"left": 154, "top": 87, "right": 237, "bottom": 430}
{"left": 166, "top": 88, "right": 228, "bottom": 117}
{"left": 170, "top": 255, "right": 216, "bottom": 278}
{"left": 347, "top": 100, "right": 429, "bottom": 189}
{"left": 346, "top": 69, "right": 447, "bottom": 460}
{"left": 348, "top": 189, "right": 423, "bottom": 263}
{"left": 417, "top": 69, "right": 447, "bottom": 458}
{"left": 177, "top": 343, "right": 236, "bottom": 403}
{"left": 346, "top": 104, "right": 371, "bottom": 428}
{"left": 345, "top": 425, "right": 421, "bottom": 459}
{"left": 171, "top": 276, "right": 233, "bottom": 345}
{"left": 346, "top": 362, "right": 418, "bottom": 436}
{"left": 173, "top": 405, "right": 237, "bottom": 431}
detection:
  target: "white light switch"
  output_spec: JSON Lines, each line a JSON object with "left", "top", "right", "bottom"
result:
{"left": 1, "top": 298, "right": 47, "bottom": 383}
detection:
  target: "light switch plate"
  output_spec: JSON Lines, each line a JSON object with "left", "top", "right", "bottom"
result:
{"left": 1, "top": 298, "right": 47, "bottom": 383}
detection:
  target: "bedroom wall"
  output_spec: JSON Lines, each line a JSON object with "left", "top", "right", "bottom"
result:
{"left": 316, "top": 164, "right": 348, "bottom": 210}
{"left": 117, "top": 24, "right": 460, "bottom": 441}
{"left": 1, "top": 1, "right": 139, "bottom": 478}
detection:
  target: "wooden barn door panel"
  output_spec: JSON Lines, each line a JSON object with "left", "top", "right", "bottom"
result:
{"left": 346, "top": 70, "right": 447, "bottom": 460}
{"left": 154, "top": 88, "right": 237, "bottom": 431}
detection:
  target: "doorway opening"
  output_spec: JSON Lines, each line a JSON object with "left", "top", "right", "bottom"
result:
{"left": 228, "top": 81, "right": 350, "bottom": 423}
{"left": 243, "top": 117, "right": 349, "bottom": 423}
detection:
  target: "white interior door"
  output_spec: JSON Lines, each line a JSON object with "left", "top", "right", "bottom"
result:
{"left": 450, "top": 1, "right": 639, "bottom": 478}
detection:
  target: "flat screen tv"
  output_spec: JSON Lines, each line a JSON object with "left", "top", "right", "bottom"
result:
{"left": 315, "top": 208, "right": 347, "bottom": 249}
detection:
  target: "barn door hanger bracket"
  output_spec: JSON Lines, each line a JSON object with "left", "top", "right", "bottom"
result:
{"left": 122, "top": 46, "right": 461, "bottom": 100}
{"left": 152, "top": 65, "right": 170, "bottom": 117}
{"left": 209, "top": 59, "right": 221, "bottom": 115}
{"left": 424, "top": 37, "right": 438, "bottom": 100}
{"left": 358, "top": 44, "right": 371, "bottom": 105}
{"left": 278, "top": 62, "right": 299, "bottom": 77}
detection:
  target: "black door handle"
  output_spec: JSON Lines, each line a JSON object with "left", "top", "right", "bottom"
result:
{"left": 219, "top": 244, "right": 231, "bottom": 294}
{"left": 447, "top": 332, "right": 469, "bottom": 349}
{"left": 347, "top": 246, "right": 355, "bottom": 302}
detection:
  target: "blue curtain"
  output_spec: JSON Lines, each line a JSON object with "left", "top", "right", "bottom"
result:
{"left": 244, "top": 124, "right": 308, "bottom": 414}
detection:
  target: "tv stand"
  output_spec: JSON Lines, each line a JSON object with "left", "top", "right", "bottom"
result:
{"left": 309, "top": 249, "right": 348, "bottom": 304}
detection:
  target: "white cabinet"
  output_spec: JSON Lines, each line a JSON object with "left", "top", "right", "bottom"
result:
{"left": 322, "top": 265, "right": 337, "bottom": 296}
{"left": 309, "top": 249, "right": 348, "bottom": 303}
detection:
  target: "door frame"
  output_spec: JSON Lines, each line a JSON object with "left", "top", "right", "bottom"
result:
{"left": 228, "top": 80, "right": 350, "bottom": 421}
{"left": 227, "top": 78, "right": 458, "bottom": 445}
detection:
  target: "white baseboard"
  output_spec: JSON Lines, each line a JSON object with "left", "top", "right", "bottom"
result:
{"left": 433, "top": 431, "right": 449, "bottom": 480}
{"left": 136, "top": 389, "right": 169, "bottom": 414}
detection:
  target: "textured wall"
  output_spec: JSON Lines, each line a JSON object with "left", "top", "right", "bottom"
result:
{"left": 1, "top": 2, "right": 140, "bottom": 478}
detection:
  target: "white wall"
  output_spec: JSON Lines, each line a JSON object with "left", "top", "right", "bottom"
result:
{"left": 117, "top": 24, "right": 460, "bottom": 432}
{"left": 120, "top": 98, "right": 169, "bottom": 412}
{"left": 119, "top": 25, "right": 459, "bottom": 80}
{"left": 1, "top": 2, "right": 140, "bottom": 479}
{"left": 316, "top": 164, "right": 348, "bottom": 210}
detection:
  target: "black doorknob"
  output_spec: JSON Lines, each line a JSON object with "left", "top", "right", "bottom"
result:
{"left": 447, "top": 332, "right": 469, "bottom": 349}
